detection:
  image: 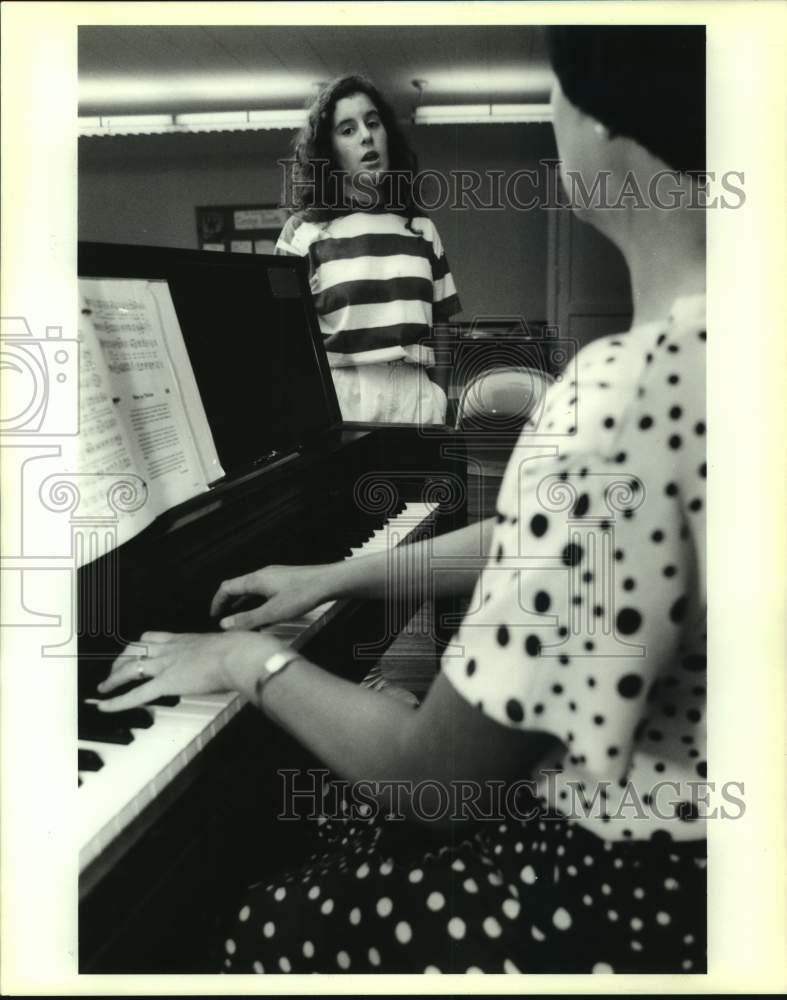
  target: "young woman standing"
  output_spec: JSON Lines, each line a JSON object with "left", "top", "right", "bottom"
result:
{"left": 276, "top": 75, "right": 461, "bottom": 424}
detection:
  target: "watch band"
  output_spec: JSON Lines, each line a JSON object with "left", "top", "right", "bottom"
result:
{"left": 258, "top": 648, "right": 301, "bottom": 697}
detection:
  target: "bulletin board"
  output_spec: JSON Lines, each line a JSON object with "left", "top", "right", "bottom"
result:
{"left": 195, "top": 204, "right": 289, "bottom": 254}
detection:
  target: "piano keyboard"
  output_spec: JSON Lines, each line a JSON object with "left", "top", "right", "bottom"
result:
{"left": 78, "top": 501, "right": 437, "bottom": 881}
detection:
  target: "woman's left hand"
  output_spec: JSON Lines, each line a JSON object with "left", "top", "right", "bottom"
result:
{"left": 96, "top": 629, "right": 287, "bottom": 712}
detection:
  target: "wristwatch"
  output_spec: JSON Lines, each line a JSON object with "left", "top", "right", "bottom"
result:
{"left": 256, "top": 647, "right": 301, "bottom": 700}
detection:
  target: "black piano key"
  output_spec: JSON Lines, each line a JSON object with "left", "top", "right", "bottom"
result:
{"left": 149, "top": 694, "right": 181, "bottom": 708}
{"left": 78, "top": 748, "right": 104, "bottom": 772}
{"left": 78, "top": 703, "right": 151, "bottom": 744}
{"left": 79, "top": 702, "right": 154, "bottom": 729}
{"left": 117, "top": 707, "right": 154, "bottom": 729}
{"left": 78, "top": 722, "right": 134, "bottom": 746}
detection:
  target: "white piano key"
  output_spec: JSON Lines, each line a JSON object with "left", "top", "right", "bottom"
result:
{"left": 78, "top": 693, "right": 242, "bottom": 873}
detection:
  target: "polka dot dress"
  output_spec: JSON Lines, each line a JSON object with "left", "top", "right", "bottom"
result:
{"left": 445, "top": 294, "right": 707, "bottom": 843}
{"left": 222, "top": 805, "right": 706, "bottom": 974}
{"left": 222, "top": 296, "right": 707, "bottom": 974}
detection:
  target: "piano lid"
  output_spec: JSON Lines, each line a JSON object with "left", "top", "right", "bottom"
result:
{"left": 78, "top": 242, "right": 342, "bottom": 483}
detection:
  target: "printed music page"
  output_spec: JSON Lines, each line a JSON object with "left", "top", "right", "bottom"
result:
{"left": 77, "top": 278, "right": 222, "bottom": 555}
{"left": 145, "top": 280, "right": 224, "bottom": 485}
{"left": 76, "top": 291, "right": 157, "bottom": 557}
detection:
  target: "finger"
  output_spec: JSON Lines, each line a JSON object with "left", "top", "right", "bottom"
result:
{"left": 210, "top": 575, "right": 264, "bottom": 619}
{"left": 139, "top": 631, "right": 180, "bottom": 644}
{"left": 98, "top": 662, "right": 145, "bottom": 694}
{"left": 219, "top": 601, "right": 282, "bottom": 631}
{"left": 97, "top": 677, "right": 163, "bottom": 713}
{"left": 106, "top": 634, "right": 176, "bottom": 675}
{"left": 99, "top": 653, "right": 172, "bottom": 694}
{"left": 210, "top": 593, "right": 255, "bottom": 622}
{"left": 107, "top": 646, "right": 148, "bottom": 677}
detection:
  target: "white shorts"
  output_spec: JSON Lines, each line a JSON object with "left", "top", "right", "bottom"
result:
{"left": 331, "top": 361, "right": 448, "bottom": 424}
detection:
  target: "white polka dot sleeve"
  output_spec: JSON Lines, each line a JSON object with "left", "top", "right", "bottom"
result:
{"left": 442, "top": 297, "right": 707, "bottom": 838}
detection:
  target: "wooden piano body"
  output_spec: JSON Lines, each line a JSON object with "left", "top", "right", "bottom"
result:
{"left": 76, "top": 243, "right": 467, "bottom": 971}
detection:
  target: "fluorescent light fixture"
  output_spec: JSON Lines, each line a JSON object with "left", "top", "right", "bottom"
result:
{"left": 414, "top": 104, "right": 494, "bottom": 124}
{"left": 79, "top": 73, "right": 315, "bottom": 108}
{"left": 412, "top": 67, "right": 555, "bottom": 98}
{"left": 175, "top": 111, "right": 251, "bottom": 126}
{"left": 414, "top": 103, "right": 552, "bottom": 125}
{"left": 78, "top": 114, "right": 174, "bottom": 136}
{"left": 102, "top": 113, "right": 175, "bottom": 128}
{"left": 78, "top": 113, "right": 176, "bottom": 136}
{"left": 491, "top": 103, "right": 553, "bottom": 122}
{"left": 79, "top": 109, "right": 308, "bottom": 136}
{"left": 248, "top": 109, "right": 308, "bottom": 129}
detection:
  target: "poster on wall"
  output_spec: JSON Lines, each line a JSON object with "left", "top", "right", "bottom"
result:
{"left": 195, "top": 204, "right": 288, "bottom": 253}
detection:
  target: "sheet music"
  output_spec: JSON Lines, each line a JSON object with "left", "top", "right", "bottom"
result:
{"left": 76, "top": 297, "right": 156, "bottom": 554}
{"left": 146, "top": 281, "right": 224, "bottom": 485}
{"left": 76, "top": 279, "right": 224, "bottom": 562}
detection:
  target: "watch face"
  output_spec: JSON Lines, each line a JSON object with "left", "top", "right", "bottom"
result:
{"left": 266, "top": 650, "right": 297, "bottom": 675}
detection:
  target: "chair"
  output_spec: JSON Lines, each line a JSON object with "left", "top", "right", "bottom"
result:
{"left": 455, "top": 365, "right": 554, "bottom": 432}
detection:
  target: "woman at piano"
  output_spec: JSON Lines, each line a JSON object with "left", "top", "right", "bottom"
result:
{"left": 274, "top": 74, "right": 461, "bottom": 424}
{"left": 99, "top": 26, "right": 707, "bottom": 975}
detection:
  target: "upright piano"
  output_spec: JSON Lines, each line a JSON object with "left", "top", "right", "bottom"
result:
{"left": 76, "top": 242, "right": 467, "bottom": 972}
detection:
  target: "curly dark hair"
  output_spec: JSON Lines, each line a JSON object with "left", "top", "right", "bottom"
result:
{"left": 283, "top": 74, "right": 420, "bottom": 222}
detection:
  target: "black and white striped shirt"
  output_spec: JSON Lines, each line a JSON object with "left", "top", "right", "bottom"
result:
{"left": 275, "top": 211, "right": 461, "bottom": 368}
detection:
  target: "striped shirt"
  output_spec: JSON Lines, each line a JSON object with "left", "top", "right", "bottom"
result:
{"left": 275, "top": 211, "right": 461, "bottom": 367}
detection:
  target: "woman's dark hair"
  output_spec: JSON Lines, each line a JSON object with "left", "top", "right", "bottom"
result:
{"left": 285, "top": 74, "right": 420, "bottom": 221}
{"left": 547, "top": 26, "right": 705, "bottom": 175}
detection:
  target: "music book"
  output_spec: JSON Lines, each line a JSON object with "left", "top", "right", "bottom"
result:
{"left": 77, "top": 278, "right": 224, "bottom": 563}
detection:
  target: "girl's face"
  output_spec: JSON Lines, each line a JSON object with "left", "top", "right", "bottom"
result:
{"left": 330, "top": 92, "right": 390, "bottom": 193}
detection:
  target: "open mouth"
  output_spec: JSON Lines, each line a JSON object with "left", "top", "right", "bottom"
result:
{"left": 361, "top": 152, "right": 380, "bottom": 164}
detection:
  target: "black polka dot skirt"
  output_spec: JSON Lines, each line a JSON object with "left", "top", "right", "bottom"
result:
{"left": 222, "top": 811, "right": 706, "bottom": 975}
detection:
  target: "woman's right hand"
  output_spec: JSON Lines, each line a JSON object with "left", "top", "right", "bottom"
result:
{"left": 210, "top": 563, "right": 335, "bottom": 631}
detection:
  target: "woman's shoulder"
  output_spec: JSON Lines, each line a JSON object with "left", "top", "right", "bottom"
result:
{"left": 407, "top": 212, "right": 439, "bottom": 236}
{"left": 276, "top": 212, "right": 328, "bottom": 253}
{"left": 593, "top": 296, "right": 706, "bottom": 478}
{"left": 535, "top": 296, "right": 705, "bottom": 464}
{"left": 399, "top": 213, "right": 449, "bottom": 253}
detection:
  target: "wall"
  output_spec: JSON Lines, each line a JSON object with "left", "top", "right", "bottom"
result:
{"left": 78, "top": 122, "right": 558, "bottom": 324}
